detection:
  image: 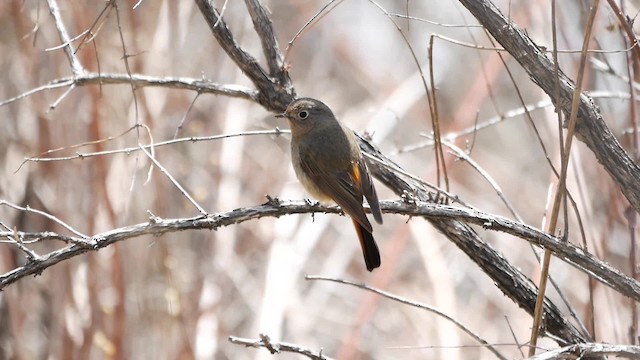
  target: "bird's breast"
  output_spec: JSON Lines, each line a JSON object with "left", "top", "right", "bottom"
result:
{"left": 290, "top": 136, "right": 334, "bottom": 202}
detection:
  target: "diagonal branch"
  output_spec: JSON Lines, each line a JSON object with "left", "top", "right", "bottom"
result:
{"left": 357, "top": 135, "right": 592, "bottom": 345}
{"left": 244, "top": 0, "right": 289, "bottom": 84}
{"left": 306, "top": 276, "right": 508, "bottom": 360}
{"left": 46, "top": 0, "right": 85, "bottom": 76}
{"left": 194, "top": 0, "right": 294, "bottom": 111}
{"left": 457, "top": 0, "right": 640, "bottom": 214}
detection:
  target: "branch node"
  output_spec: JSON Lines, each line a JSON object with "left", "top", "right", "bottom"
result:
{"left": 147, "top": 210, "right": 162, "bottom": 224}
{"left": 401, "top": 190, "right": 417, "bottom": 205}
{"left": 264, "top": 195, "right": 281, "bottom": 206}
{"left": 259, "top": 334, "right": 280, "bottom": 354}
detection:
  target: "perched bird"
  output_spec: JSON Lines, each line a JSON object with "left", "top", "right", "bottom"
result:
{"left": 277, "top": 98, "right": 383, "bottom": 271}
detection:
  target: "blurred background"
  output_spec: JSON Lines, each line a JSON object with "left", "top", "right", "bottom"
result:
{"left": 0, "top": 0, "right": 638, "bottom": 359}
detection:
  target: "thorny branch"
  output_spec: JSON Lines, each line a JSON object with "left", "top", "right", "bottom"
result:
{"left": 2, "top": 198, "right": 639, "bottom": 302}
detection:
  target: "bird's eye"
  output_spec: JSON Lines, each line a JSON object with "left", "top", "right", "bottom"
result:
{"left": 298, "top": 110, "right": 309, "bottom": 119}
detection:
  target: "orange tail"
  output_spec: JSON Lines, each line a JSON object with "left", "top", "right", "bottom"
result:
{"left": 352, "top": 219, "right": 381, "bottom": 271}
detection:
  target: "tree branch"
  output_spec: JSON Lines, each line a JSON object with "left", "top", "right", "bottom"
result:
{"left": 244, "top": 0, "right": 288, "bottom": 83}
{"left": 0, "top": 73, "right": 258, "bottom": 107}
{"left": 527, "top": 343, "right": 640, "bottom": 360}
{"left": 46, "top": 0, "right": 85, "bottom": 76}
{"left": 228, "top": 334, "right": 333, "bottom": 360}
{"left": 457, "top": 0, "right": 640, "bottom": 213}
{"left": 306, "top": 276, "right": 508, "bottom": 360}
{"left": 3, "top": 198, "right": 638, "bottom": 306}
{"left": 358, "top": 135, "right": 594, "bottom": 346}
{"left": 194, "top": 0, "right": 294, "bottom": 111}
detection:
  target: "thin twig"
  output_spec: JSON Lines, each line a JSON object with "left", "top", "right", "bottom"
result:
{"left": 173, "top": 93, "right": 201, "bottom": 139}
{"left": 0, "top": 200, "right": 89, "bottom": 239}
{"left": 390, "top": 14, "right": 483, "bottom": 28}
{"left": 138, "top": 144, "right": 207, "bottom": 215}
{"left": 0, "top": 73, "right": 259, "bottom": 108}
{"left": 74, "top": 0, "right": 113, "bottom": 54}
{"left": 306, "top": 276, "right": 508, "bottom": 360}
{"left": 283, "top": 0, "right": 343, "bottom": 64}
{"left": 441, "top": 139, "right": 521, "bottom": 220}
{"left": 529, "top": 1, "right": 600, "bottom": 354}
{"left": 228, "top": 334, "right": 333, "bottom": 360}
{"left": 9, "top": 228, "right": 41, "bottom": 261}
{"left": 429, "top": 33, "right": 637, "bottom": 54}
{"left": 44, "top": 29, "right": 89, "bottom": 52}
{"left": 0, "top": 231, "right": 86, "bottom": 245}
{"left": 19, "top": 129, "right": 286, "bottom": 169}
{"left": 46, "top": 0, "right": 85, "bottom": 75}
{"left": 398, "top": 91, "right": 640, "bottom": 155}
{"left": 428, "top": 35, "right": 449, "bottom": 191}
{"left": 47, "top": 83, "right": 76, "bottom": 112}
{"left": 504, "top": 315, "right": 526, "bottom": 358}
{"left": 456, "top": 0, "right": 640, "bottom": 213}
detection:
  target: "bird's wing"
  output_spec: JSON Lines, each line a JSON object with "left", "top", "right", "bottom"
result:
{"left": 299, "top": 151, "right": 373, "bottom": 232}
{"left": 357, "top": 158, "right": 383, "bottom": 224}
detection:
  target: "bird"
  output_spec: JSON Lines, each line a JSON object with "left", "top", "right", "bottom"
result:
{"left": 276, "top": 97, "right": 383, "bottom": 271}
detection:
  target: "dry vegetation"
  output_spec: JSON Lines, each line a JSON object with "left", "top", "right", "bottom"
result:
{"left": 0, "top": 0, "right": 639, "bottom": 359}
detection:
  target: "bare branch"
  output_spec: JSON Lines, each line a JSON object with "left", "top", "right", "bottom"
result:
{"left": 0, "top": 231, "right": 84, "bottom": 245}
{"left": 0, "top": 79, "right": 73, "bottom": 107}
{"left": 4, "top": 2, "right": 638, "bottom": 355}
{"left": 527, "top": 343, "right": 640, "bottom": 360}
{"left": 0, "top": 201, "right": 89, "bottom": 239}
{"left": 2, "top": 198, "right": 638, "bottom": 308}
{"left": 306, "top": 276, "right": 508, "bottom": 360}
{"left": 283, "top": 0, "right": 343, "bottom": 63}
{"left": 228, "top": 334, "right": 333, "bottom": 360}
{"left": 357, "top": 135, "right": 592, "bottom": 345}
{"left": 20, "top": 129, "right": 285, "bottom": 167}
{"left": 194, "top": 0, "right": 294, "bottom": 111}
{"left": 8, "top": 228, "right": 42, "bottom": 261}
{"left": 46, "top": 0, "right": 85, "bottom": 75}
{"left": 47, "top": 83, "right": 76, "bottom": 111}
{"left": 380, "top": 200, "right": 640, "bottom": 302}
{"left": 244, "top": 0, "right": 288, "bottom": 83}
{"left": 138, "top": 144, "right": 207, "bottom": 215}
{"left": 441, "top": 139, "right": 521, "bottom": 220}
{"left": 456, "top": 0, "right": 640, "bottom": 214}
{"left": 0, "top": 73, "right": 259, "bottom": 108}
